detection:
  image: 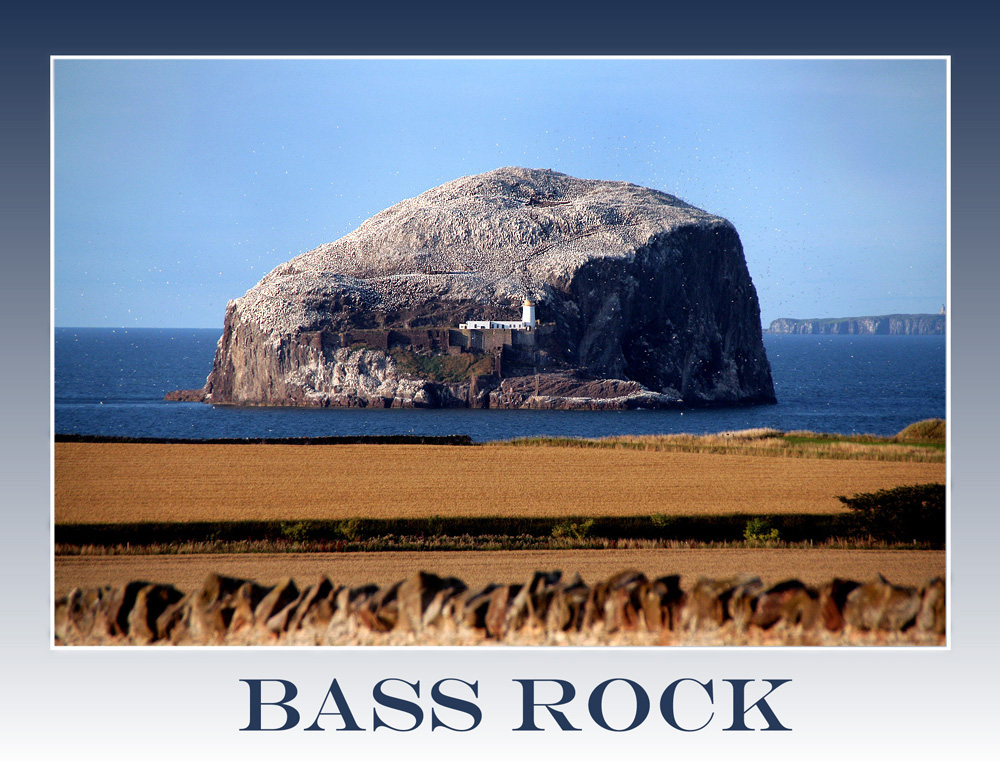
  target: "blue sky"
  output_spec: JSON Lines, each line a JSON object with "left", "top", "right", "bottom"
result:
{"left": 54, "top": 57, "right": 947, "bottom": 328}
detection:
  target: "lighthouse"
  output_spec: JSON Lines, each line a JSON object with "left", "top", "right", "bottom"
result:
{"left": 521, "top": 298, "right": 536, "bottom": 329}
{"left": 458, "top": 298, "right": 538, "bottom": 331}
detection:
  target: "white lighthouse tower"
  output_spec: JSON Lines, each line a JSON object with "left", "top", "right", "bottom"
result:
{"left": 521, "top": 298, "right": 536, "bottom": 329}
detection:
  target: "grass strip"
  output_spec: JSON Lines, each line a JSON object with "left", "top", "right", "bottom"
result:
{"left": 55, "top": 420, "right": 945, "bottom": 462}
{"left": 56, "top": 536, "right": 940, "bottom": 556}
{"left": 492, "top": 431, "right": 944, "bottom": 462}
{"left": 782, "top": 435, "right": 944, "bottom": 451}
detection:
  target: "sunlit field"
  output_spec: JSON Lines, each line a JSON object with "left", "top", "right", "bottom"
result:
{"left": 55, "top": 441, "right": 945, "bottom": 524}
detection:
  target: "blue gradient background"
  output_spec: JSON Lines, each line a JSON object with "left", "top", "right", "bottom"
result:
{"left": 3, "top": 2, "right": 997, "bottom": 758}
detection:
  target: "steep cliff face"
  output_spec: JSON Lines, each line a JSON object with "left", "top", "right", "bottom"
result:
{"left": 768, "top": 315, "right": 945, "bottom": 335}
{"left": 194, "top": 167, "right": 775, "bottom": 409}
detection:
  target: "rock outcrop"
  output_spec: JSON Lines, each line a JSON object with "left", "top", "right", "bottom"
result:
{"left": 768, "top": 314, "right": 945, "bottom": 335}
{"left": 189, "top": 167, "right": 775, "bottom": 409}
{"left": 55, "top": 570, "right": 946, "bottom": 646}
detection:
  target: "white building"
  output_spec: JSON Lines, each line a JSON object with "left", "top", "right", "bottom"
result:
{"left": 460, "top": 299, "right": 537, "bottom": 331}
{"left": 521, "top": 298, "right": 536, "bottom": 328}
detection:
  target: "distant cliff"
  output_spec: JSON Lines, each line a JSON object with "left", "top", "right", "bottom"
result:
{"left": 177, "top": 167, "right": 776, "bottom": 409}
{"left": 768, "top": 314, "right": 945, "bottom": 335}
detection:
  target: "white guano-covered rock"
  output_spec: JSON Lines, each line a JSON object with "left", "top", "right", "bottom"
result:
{"left": 197, "top": 167, "right": 775, "bottom": 409}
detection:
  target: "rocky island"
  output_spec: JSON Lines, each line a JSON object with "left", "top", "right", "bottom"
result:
{"left": 169, "top": 167, "right": 775, "bottom": 410}
{"left": 768, "top": 314, "right": 945, "bottom": 335}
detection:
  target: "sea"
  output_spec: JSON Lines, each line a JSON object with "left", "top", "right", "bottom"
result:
{"left": 54, "top": 328, "right": 946, "bottom": 443}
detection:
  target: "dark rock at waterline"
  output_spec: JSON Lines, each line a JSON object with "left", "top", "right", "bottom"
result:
{"left": 164, "top": 388, "right": 207, "bottom": 402}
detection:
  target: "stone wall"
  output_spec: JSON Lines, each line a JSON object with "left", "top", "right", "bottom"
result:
{"left": 55, "top": 569, "right": 945, "bottom": 647}
{"left": 341, "top": 326, "right": 525, "bottom": 357}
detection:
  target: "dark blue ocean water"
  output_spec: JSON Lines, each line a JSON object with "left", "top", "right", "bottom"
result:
{"left": 54, "top": 328, "right": 946, "bottom": 442}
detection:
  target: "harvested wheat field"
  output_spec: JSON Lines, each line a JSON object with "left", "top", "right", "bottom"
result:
{"left": 54, "top": 548, "right": 945, "bottom": 597}
{"left": 55, "top": 442, "right": 945, "bottom": 524}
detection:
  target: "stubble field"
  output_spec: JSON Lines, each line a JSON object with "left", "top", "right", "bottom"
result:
{"left": 55, "top": 442, "right": 945, "bottom": 524}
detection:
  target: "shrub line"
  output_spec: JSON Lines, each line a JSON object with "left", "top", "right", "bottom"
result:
{"left": 54, "top": 500, "right": 944, "bottom": 552}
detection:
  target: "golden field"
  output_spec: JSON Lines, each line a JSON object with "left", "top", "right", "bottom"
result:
{"left": 53, "top": 547, "right": 946, "bottom": 597}
{"left": 54, "top": 442, "right": 945, "bottom": 524}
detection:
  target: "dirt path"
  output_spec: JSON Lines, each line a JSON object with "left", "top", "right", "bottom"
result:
{"left": 55, "top": 442, "right": 945, "bottom": 523}
{"left": 54, "top": 548, "right": 946, "bottom": 596}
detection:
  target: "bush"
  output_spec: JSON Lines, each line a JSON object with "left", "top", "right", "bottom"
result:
{"left": 650, "top": 513, "right": 676, "bottom": 531}
{"left": 895, "top": 418, "right": 946, "bottom": 443}
{"left": 743, "top": 517, "right": 780, "bottom": 546}
{"left": 337, "top": 518, "right": 364, "bottom": 542}
{"left": 837, "top": 483, "right": 945, "bottom": 544}
{"left": 551, "top": 518, "right": 595, "bottom": 541}
{"left": 279, "top": 521, "right": 311, "bottom": 543}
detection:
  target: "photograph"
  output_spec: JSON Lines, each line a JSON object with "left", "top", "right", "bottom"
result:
{"left": 52, "top": 56, "right": 947, "bottom": 647}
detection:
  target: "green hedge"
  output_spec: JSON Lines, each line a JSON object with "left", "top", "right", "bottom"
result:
{"left": 57, "top": 513, "right": 859, "bottom": 547}
{"left": 837, "top": 483, "right": 945, "bottom": 544}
